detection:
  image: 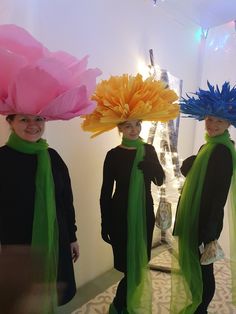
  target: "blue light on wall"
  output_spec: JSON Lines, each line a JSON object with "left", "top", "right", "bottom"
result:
{"left": 195, "top": 28, "right": 202, "bottom": 42}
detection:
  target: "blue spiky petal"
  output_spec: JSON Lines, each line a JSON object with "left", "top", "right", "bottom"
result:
{"left": 180, "top": 81, "right": 236, "bottom": 127}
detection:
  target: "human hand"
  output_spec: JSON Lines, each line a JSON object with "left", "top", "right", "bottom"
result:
{"left": 70, "top": 241, "right": 80, "bottom": 262}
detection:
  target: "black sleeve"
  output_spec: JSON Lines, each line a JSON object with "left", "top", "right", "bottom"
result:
{"left": 180, "top": 155, "right": 196, "bottom": 177}
{"left": 181, "top": 145, "right": 205, "bottom": 177}
{"left": 49, "top": 149, "right": 77, "bottom": 243}
{"left": 61, "top": 159, "right": 77, "bottom": 243}
{"left": 200, "top": 144, "right": 233, "bottom": 243}
{"left": 100, "top": 151, "right": 114, "bottom": 226}
{"left": 144, "top": 144, "right": 165, "bottom": 186}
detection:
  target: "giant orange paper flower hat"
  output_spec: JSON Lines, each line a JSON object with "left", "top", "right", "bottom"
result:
{"left": 0, "top": 24, "right": 102, "bottom": 120}
{"left": 81, "top": 73, "right": 179, "bottom": 137}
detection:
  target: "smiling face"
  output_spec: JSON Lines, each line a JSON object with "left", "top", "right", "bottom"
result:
{"left": 205, "top": 116, "right": 230, "bottom": 137}
{"left": 8, "top": 114, "right": 46, "bottom": 142}
{"left": 118, "top": 120, "right": 142, "bottom": 140}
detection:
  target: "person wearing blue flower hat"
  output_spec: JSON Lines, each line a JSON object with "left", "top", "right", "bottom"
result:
{"left": 171, "top": 82, "right": 236, "bottom": 313}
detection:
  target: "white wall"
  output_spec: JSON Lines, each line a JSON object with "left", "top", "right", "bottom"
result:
{"left": 0, "top": 0, "right": 202, "bottom": 287}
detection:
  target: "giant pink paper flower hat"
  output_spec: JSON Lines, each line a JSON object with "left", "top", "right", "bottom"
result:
{"left": 0, "top": 24, "right": 102, "bottom": 120}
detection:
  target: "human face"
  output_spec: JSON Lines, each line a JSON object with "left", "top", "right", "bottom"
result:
{"left": 205, "top": 116, "right": 230, "bottom": 137}
{"left": 8, "top": 114, "right": 46, "bottom": 142}
{"left": 118, "top": 120, "right": 142, "bottom": 140}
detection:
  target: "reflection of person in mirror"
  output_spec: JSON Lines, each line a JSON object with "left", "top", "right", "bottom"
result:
{"left": 81, "top": 74, "right": 179, "bottom": 313}
{"left": 172, "top": 82, "right": 236, "bottom": 313}
{"left": 0, "top": 24, "right": 101, "bottom": 313}
{"left": 101, "top": 119, "right": 165, "bottom": 313}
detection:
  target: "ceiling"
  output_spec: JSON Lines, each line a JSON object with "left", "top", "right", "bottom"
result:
{"left": 157, "top": 0, "right": 236, "bottom": 29}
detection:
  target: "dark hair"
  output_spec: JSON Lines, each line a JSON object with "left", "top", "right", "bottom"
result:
{"left": 6, "top": 115, "right": 16, "bottom": 122}
{"left": 118, "top": 119, "right": 142, "bottom": 127}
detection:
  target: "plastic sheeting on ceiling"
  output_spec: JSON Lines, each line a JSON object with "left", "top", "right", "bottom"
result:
{"left": 156, "top": 0, "right": 236, "bottom": 29}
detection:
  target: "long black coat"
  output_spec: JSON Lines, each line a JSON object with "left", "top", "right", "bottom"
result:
{"left": 179, "top": 143, "right": 233, "bottom": 244}
{"left": 0, "top": 145, "right": 77, "bottom": 305}
{"left": 100, "top": 144, "right": 164, "bottom": 272}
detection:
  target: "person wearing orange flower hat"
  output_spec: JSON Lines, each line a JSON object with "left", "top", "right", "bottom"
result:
{"left": 0, "top": 24, "right": 101, "bottom": 314}
{"left": 81, "top": 73, "right": 179, "bottom": 314}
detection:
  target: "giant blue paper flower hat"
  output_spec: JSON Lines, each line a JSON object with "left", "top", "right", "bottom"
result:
{"left": 180, "top": 81, "right": 236, "bottom": 127}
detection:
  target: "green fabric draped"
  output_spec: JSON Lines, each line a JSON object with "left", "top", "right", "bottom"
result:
{"left": 109, "top": 303, "right": 129, "bottom": 314}
{"left": 122, "top": 137, "right": 152, "bottom": 314}
{"left": 171, "top": 130, "right": 236, "bottom": 313}
{"left": 7, "top": 132, "right": 58, "bottom": 314}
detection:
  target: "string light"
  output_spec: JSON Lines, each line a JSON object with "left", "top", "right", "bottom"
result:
{"left": 153, "top": 0, "right": 165, "bottom": 5}
{"left": 202, "top": 28, "right": 209, "bottom": 39}
{"left": 141, "top": 50, "right": 184, "bottom": 251}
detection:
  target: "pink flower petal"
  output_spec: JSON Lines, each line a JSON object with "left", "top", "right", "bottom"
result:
{"left": 0, "top": 48, "right": 27, "bottom": 99}
{"left": 7, "top": 66, "right": 65, "bottom": 114}
{"left": 0, "top": 24, "right": 102, "bottom": 119}
{"left": 0, "top": 24, "right": 48, "bottom": 62}
{"left": 41, "top": 86, "right": 96, "bottom": 120}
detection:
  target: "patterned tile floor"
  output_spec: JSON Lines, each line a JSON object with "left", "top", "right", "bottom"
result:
{"left": 73, "top": 250, "right": 236, "bottom": 314}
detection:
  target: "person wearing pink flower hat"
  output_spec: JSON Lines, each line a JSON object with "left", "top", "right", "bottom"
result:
{"left": 0, "top": 24, "right": 101, "bottom": 314}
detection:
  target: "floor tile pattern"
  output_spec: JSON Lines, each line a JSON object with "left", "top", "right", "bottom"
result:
{"left": 74, "top": 250, "right": 236, "bottom": 314}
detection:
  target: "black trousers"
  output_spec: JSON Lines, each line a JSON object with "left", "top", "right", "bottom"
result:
{"left": 195, "top": 263, "right": 215, "bottom": 314}
{"left": 113, "top": 273, "right": 127, "bottom": 312}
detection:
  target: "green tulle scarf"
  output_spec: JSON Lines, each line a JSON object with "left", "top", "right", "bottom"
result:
{"left": 7, "top": 132, "right": 58, "bottom": 314}
{"left": 122, "top": 137, "right": 152, "bottom": 314}
{"left": 171, "top": 130, "right": 236, "bottom": 313}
